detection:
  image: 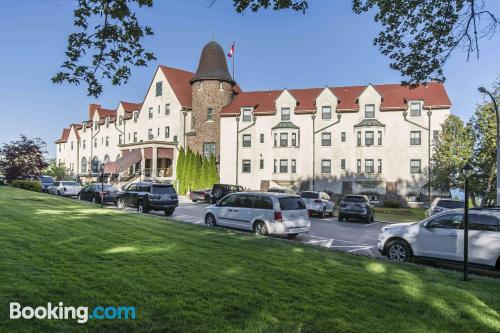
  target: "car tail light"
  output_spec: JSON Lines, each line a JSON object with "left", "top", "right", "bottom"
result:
{"left": 274, "top": 211, "right": 283, "bottom": 222}
{"left": 314, "top": 199, "right": 322, "bottom": 204}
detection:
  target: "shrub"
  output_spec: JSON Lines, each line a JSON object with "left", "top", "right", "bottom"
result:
{"left": 383, "top": 199, "right": 401, "bottom": 208}
{"left": 10, "top": 180, "right": 42, "bottom": 192}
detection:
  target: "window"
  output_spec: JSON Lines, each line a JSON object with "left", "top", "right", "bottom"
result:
{"left": 81, "top": 157, "right": 87, "bottom": 174}
{"left": 357, "top": 131, "right": 361, "bottom": 146}
{"left": 242, "top": 160, "right": 251, "bottom": 173}
{"left": 207, "top": 108, "right": 214, "bottom": 121}
{"left": 410, "top": 159, "right": 421, "bottom": 174}
{"left": 280, "top": 159, "right": 288, "bottom": 173}
{"left": 148, "top": 129, "right": 153, "bottom": 140}
{"left": 365, "top": 159, "right": 374, "bottom": 173}
{"left": 410, "top": 102, "right": 421, "bottom": 117}
{"left": 321, "top": 132, "right": 331, "bottom": 146}
{"left": 155, "top": 81, "right": 162, "bottom": 96}
{"left": 410, "top": 131, "right": 421, "bottom": 145}
{"left": 173, "top": 135, "right": 178, "bottom": 142}
{"left": 203, "top": 143, "right": 216, "bottom": 158}
{"left": 105, "top": 137, "right": 109, "bottom": 147}
{"left": 82, "top": 140, "right": 86, "bottom": 149}
{"left": 119, "top": 135, "right": 122, "bottom": 145}
{"left": 357, "top": 159, "right": 361, "bottom": 173}
{"left": 341, "top": 132, "right": 346, "bottom": 142}
{"left": 242, "top": 134, "right": 251, "bottom": 147}
{"left": 94, "top": 138, "right": 97, "bottom": 148}
{"left": 158, "top": 105, "right": 161, "bottom": 115}
{"left": 280, "top": 133, "right": 288, "bottom": 147}
{"left": 119, "top": 116, "right": 123, "bottom": 125}
{"left": 133, "top": 132, "right": 137, "bottom": 143}
{"left": 273, "top": 133, "right": 277, "bottom": 147}
{"left": 291, "top": 159, "right": 296, "bottom": 173}
{"left": 219, "top": 81, "right": 224, "bottom": 91}
{"left": 94, "top": 121, "right": 98, "bottom": 130}
{"left": 133, "top": 111, "right": 138, "bottom": 123}
{"left": 321, "top": 160, "right": 331, "bottom": 173}
{"left": 322, "top": 106, "right": 332, "bottom": 120}
{"left": 377, "top": 159, "right": 382, "bottom": 173}
{"left": 365, "top": 131, "right": 374, "bottom": 146}
{"left": 433, "top": 130, "right": 439, "bottom": 141}
{"left": 157, "top": 128, "right": 160, "bottom": 136}
{"left": 259, "top": 159, "right": 264, "bottom": 169}
{"left": 469, "top": 214, "right": 500, "bottom": 231}
{"left": 365, "top": 104, "right": 375, "bottom": 118}
{"left": 273, "top": 159, "right": 277, "bottom": 173}
{"left": 105, "top": 117, "right": 110, "bottom": 128}
{"left": 427, "top": 213, "right": 463, "bottom": 229}
{"left": 255, "top": 196, "right": 273, "bottom": 210}
{"left": 165, "top": 103, "right": 170, "bottom": 116}
{"left": 71, "top": 142, "right": 73, "bottom": 150}
{"left": 341, "top": 159, "right": 346, "bottom": 170}
{"left": 148, "top": 107, "right": 153, "bottom": 119}
{"left": 260, "top": 133, "right": 264, "bottom": 143}
{"left": 281, "top": 107, "right": 290, "bottom": 121}
{"left": 165, "top": 126, "right": 170, "bottom": 138}
{"left": 377, "top": 131, "right": 382, "bottom": 145}
{"left": 291, "top": 133, "right": 297, "bottom": 146}
{"left": 242, "top": 108, "right": 252, "bottom": 122}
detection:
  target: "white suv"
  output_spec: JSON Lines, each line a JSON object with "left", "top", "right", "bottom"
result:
{"left": 204, "top": 192, "right": 311, "bottom": 238}
{"left": 378, "top": 208, "right": 500, "bottom": 270}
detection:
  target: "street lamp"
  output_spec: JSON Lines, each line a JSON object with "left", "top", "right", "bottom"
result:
{"left": 312, "top": 112, "right": 341, "bottom": 191}
{"left": 478, "top": 87, "right": 499, "bottom": 205}
{"left": 462, "top": 162, "right": 473, "bottom": 281}
{"left": 99, "top": 164, "right": 105, "bottom": 209}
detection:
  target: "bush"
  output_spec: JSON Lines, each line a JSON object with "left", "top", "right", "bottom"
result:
{"left": 383, "top": 199, "right": 401, "bottom": 208}
{"left": 10, "top": 180, "right": 42, "bottom": 192}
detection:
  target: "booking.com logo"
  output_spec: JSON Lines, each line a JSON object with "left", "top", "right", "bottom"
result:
{"left": 10, "top": 302, "right": 136, "bottom": 324}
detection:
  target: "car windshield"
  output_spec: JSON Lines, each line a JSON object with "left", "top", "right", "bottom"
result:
{"left": 95, "top": 184, "right": 118, "bottom": 191}
{"left": 152, "top": 186, "right": 175, "bottom": 194}
{"left": 437, "top": 200, "right": 463, "bottom": 209}
{"left": 343, "top": 196, "right": 366, "bottom": 203}
{"left": 62, "top": 181, "right": 78, "bottom": 186}
{"left": 279, "top": 197, "right": 306, "bottom": 210}
{"left": 39, "top": 176, "right": 54, "bottom": 182}
{"left": 300, "top": 192, "right": 318, "bottom": 199}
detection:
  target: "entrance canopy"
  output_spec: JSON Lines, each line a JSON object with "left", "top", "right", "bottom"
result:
{"left": 105, "top": 149, "right": 142, "bottom": 174}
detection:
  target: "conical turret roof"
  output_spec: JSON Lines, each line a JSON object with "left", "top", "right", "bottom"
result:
{"left": 190, "top": 41, "right": 234, "bottom": 85}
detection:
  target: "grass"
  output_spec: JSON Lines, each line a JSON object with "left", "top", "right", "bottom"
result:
{"left": 0, "top": 186, "right": 499, "bottom": 332}
{"left": 374, "top": 207, "right": 427, "bottom": 223}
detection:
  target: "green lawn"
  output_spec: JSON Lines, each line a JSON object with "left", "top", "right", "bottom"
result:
{"left": 374, "top": 207, "right": 427, "bottom": 223}
{"left": 0, "top": 186, "right": 499, "bottom": 332}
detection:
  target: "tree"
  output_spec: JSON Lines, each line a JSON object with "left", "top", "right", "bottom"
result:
{"left": 208, "top": 154, "right": 219, "bottom": 186}
{"left": 58, "top": 1, "right": 497, "bottom": 94}
{"left": 175, "top": 147, "right": 185, "bottom": 194}
{"left": 0, "top": 135, "right": 49, "bottom": 181}
{"left": 192, "top": 153, "right": 202, "bottom": 190}
{"left": 43, "top": 159, "right": 70, "bottom": 181}
{"left": 199, "top": 156, "right": 209, "bottom": 189}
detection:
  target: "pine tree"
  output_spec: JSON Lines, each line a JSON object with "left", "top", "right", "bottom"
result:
{"left": 208, "top": 154, "right": 219, "bottom": 187}
{"left": 199, "top": 157, "right": 208, "bottom": 189}
{"left": 176, "top": 147, "right": 185, "bottom": 194}
{"left": 185, "top": 149, "right": 195, "bottom": 192}
{"left": 193, "top": 153, "right": 202, "bottom": 190}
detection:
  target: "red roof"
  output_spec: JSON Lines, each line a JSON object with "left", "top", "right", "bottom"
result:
{"left": 55, "top": 128, "right": 70, "bottom": 144}
{"left": 120, "top": 101, "right": 142, "bottom": 113}
{"left": 70, "top": 124, "right": 83, "bottom": 140}
{"left": 221, "top": 82, "right": 451, "bottom": 116}
{"left": 159, "top": 66, "right": 195, "bottom": 108}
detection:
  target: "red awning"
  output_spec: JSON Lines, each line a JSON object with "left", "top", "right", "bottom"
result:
{"left": 158, "top": 148, "right": 174, "bottom": 159}
{"left": 144, "top": 147, "right": 153, "bottom": 159}
{"left": 103, "top": 162, "right": 118, "bottom": 174}
{"left": 115, "top": 149, "right": 142, "bottom": 173}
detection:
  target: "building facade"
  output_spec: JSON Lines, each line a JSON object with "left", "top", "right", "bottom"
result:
{"left": 56, "top": 40, "right": 452, "bottom": 200}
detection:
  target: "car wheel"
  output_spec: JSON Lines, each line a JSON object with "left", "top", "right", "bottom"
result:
{"left": 287, "top": 233, "right": 298, "bottom": 240}
{"left": 253, "top": 221, "right": 268, "bottom": 236}
{"left": 192, "top": 200, "right": 198, "bottom": 203}
{"left": 116, "top": 198, "right": 125, "bottom": 209}
{"left": 205, "top": 213, "right": 216, "bottom": 227}
{"left": 386, "top": 240, "right": 412, "bottom": 262}
{"left": 137, "top": 203, "right": 144, "bottom": 214}
{"left": 164, "top": 208, "right": 175, "bottom": 216}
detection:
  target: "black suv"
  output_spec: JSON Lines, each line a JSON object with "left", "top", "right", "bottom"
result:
{"left": 115, "top": 182, "right": 178, "bottom": 215}
{"left": 338, "top": 195, "right": 375, "bottom": 223}
{"left": 210, "top": 184, "right": 244, "bottom": 204}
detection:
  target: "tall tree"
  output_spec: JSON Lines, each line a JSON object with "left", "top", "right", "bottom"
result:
{"left": 0, "top": 135, "right": 49, "bottom": 181}
{"left": 43, "top": 159, "right": 70, "bottom": 181}
{"left": 176, "top": 147, "right": 185, "bottom": 194}
{"left": 57, "top": 1, "right": 498, "bottom": 94}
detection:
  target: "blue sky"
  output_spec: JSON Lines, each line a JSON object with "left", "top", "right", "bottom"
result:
{"left": 0, "top": 0, "right": 498, "bottom": 157}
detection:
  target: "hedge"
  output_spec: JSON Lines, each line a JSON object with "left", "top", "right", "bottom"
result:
{"left": 382, "top": 199, "right": 401, "bottom": 208}
{"left": 10, "top": 180, "right": 42, "bottom": 192}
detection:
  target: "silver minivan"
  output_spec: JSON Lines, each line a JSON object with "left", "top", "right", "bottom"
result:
{"left": 204, "top": 192, "right": 311, "bottom": 238}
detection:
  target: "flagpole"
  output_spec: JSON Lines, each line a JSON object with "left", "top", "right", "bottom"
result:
{"left": 232, "top": 41, "right": 235, "bottom": 81}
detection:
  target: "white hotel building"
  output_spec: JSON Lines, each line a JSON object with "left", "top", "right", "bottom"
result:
{"left": 56, "top": 40, "right": 451, "bottom": 201}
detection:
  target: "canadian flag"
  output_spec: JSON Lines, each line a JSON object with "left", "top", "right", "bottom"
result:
{"left": 227, "top": 43, "right": 235, "bottom": 58}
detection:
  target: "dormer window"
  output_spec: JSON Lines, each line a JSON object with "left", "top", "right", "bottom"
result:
{"left": 322, "top": 106, "right": 332, "bottom": 120}
{"left": 364, "top": 104, "right": 375, "bottom": 118}
{"left": 242, "top": 108, "right": 252, "bottom": 122}
{"left": 281, "top": 107, "right": 290, "bottom": 121}
{"left": 94, "top": 121, "right": 98, "bottom": 130}
{"left": 133, "top": 111, "right": 139, "bottom": 123}
{"left": 410, "top": 102, "right": 422, "bottom": 117}
{"left": 82, "top": 123, "right": 86, "bottom": 132}
{"left": 119, "top": 116, "right": 123, "bottom": 125}
{"left": 105, "top": 117, "right": 110, "bottom": 128}
{"left": 155, "top": 81, "right": 162, "bottom": 96}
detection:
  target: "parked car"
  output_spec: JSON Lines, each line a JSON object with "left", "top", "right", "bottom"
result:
{"left": 338, "top": 195, "right": 374, "bottom": 223}
{"left": 115, "top": 182, "right": 178, "bottom": 215}
{"left": 267, "top": 187, "right": 296, "bottom": 194}
{"left": 299, "top": 191, "right": 335, "bottom": 218}
{"left": 0, "top": 175, "right": 5, "bottom": 185}
{"left": 204, "top": 192, "right": 310, "bottom": 238}
{"left": 38, "top": 175, "right": 54, "bottom": 192}
{"left": 426, "top": 198, "right": 464, "bottom": 217}
{"left": 210, "top": 184, "right": 244, "bottom": 204}
{"left": 378, "top": 208, "right": 500, "bottom": 270}
{"left": 190, "top": 189, "right": 211, "bottom": 202}
{"left": 78, "top": 183, "right": 120, "bottom": 204}
{"left": 47, "top": 181, "right": 82, "bottom": 197}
